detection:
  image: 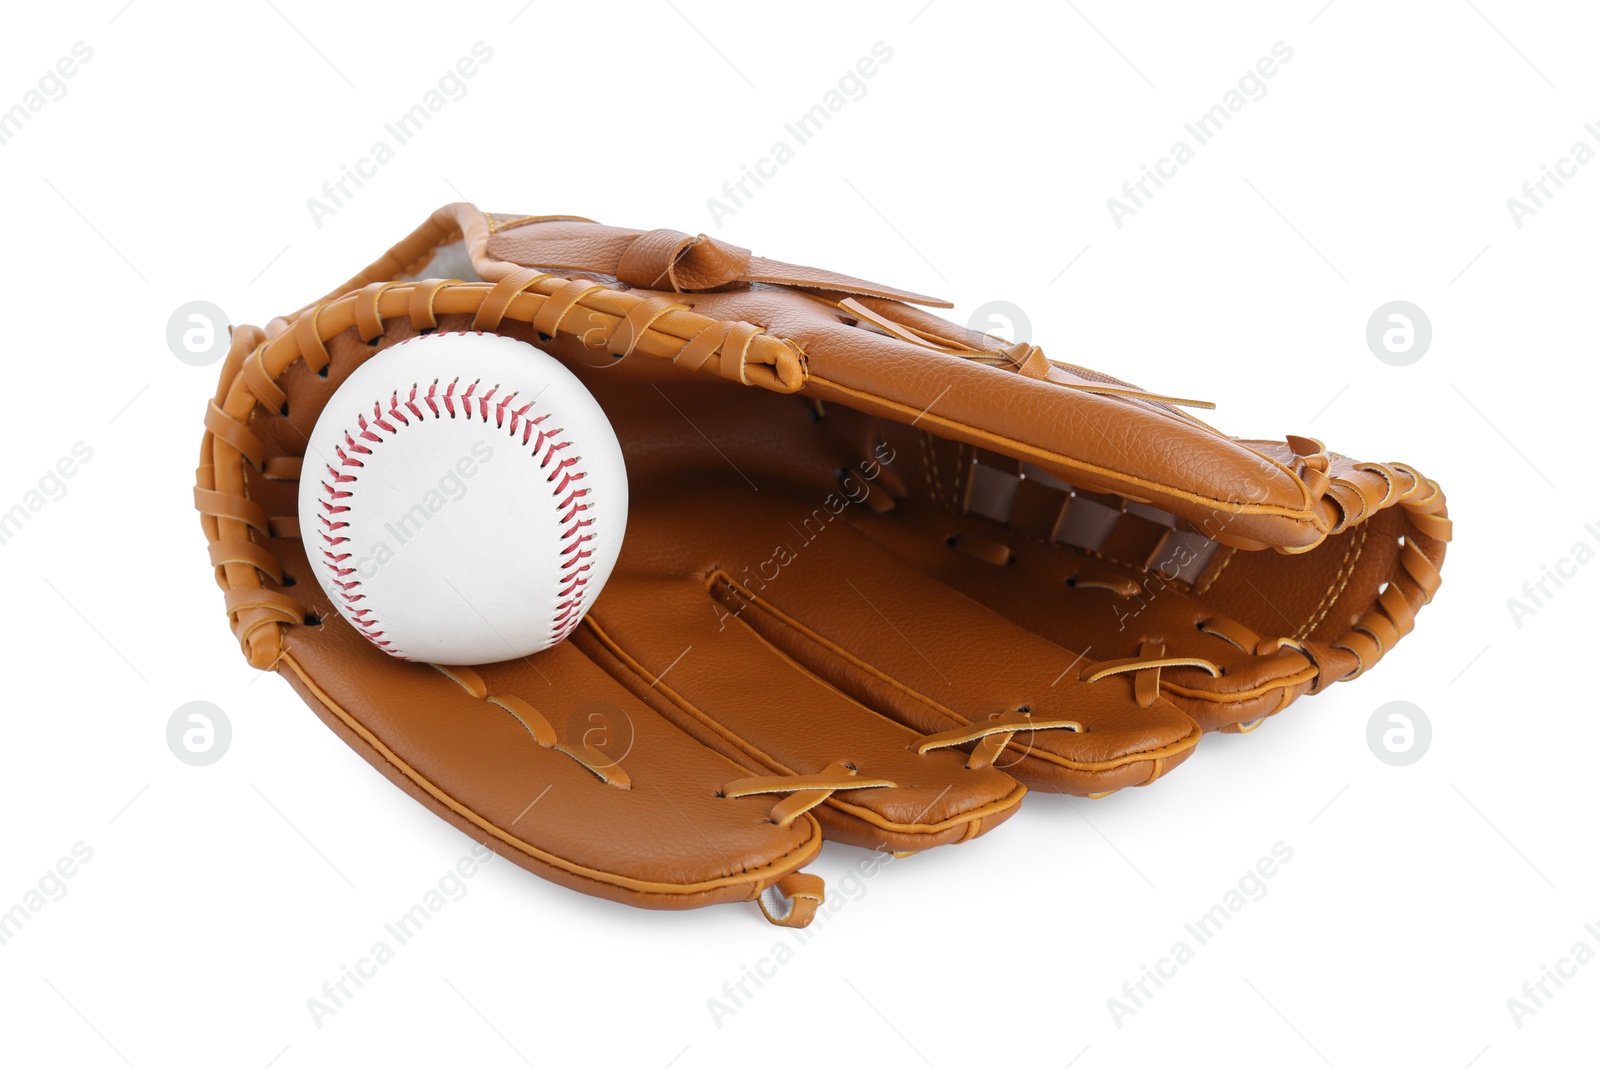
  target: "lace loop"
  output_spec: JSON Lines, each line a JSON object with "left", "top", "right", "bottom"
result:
{"left": 721, "top": 760, "right": 895, "bottom": 826}
{"left": 913, "top": 709, "right": 1083, "bottom": 770}
{"left": 1083, "top": 641, "right": 1222, "bottom": 707}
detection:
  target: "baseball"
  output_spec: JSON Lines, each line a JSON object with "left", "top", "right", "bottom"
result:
{"left": 299, "top": 331, "right": 628, "bottom": 664}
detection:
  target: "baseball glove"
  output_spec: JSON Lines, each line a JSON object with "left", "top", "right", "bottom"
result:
{"left": 196, "top": 203, "right": 1449, "bottom": 925}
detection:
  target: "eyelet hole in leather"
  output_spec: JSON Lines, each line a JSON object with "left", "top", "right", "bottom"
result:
{"left": 303, "top": 611, "right": 322, "bottom": 626}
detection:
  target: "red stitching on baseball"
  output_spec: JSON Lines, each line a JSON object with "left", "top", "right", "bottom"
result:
{"left": 314, "top": 334, "right": 594, "bottom": 659}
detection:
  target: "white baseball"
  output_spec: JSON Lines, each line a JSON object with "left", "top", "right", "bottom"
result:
{"left": 299, "top": 331, "right": 628, "bottom": 664}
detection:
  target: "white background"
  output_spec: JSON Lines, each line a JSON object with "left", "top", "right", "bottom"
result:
{"left": 0, "top": 1, "right": 1592, "bottom": 1065}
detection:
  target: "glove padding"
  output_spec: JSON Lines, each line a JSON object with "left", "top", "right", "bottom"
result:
{"left": 196, "top": 204, "right": 1449, "bottom": 925}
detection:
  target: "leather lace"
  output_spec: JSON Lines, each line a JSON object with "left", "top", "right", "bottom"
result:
{"left": 720, "top": 760, "right": 895, "bottom": 827}
{"left": 913, "top": 708, "right": 1084, "bottom": 771}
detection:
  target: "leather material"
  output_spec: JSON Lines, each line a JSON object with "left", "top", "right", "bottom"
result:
{"left": 488, "top": 219, "right": 950, "bottom": 306}
{"left": 196, "top": 203, "right": 1449, "bottom": 923}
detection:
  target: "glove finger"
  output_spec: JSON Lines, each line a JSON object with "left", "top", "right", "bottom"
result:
{"left": 845, "top": 493, "right": 1317, "bottom": 733}
{"left": 277, "top": 555, "right": 823, "bottom": 916}
{"left": 840, "top": 431, "right": 1449, "bottom": 733}
{"left": 467, "top": 211, "right": 1327, "bottom": 549}
{"left": 573, "top": 573, "right": 1025, "bottom": 855}
{"left": 582, "top": 476, "right": 1201, "bottom": 800}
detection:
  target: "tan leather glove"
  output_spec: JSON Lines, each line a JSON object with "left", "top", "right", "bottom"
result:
{"left": 197, "top": 204, "right": 1449, "bottom": 925}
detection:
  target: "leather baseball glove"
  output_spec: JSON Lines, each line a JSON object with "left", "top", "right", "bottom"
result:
{"left": 196, "top": 203, "right": 1449, "bottom": 925}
